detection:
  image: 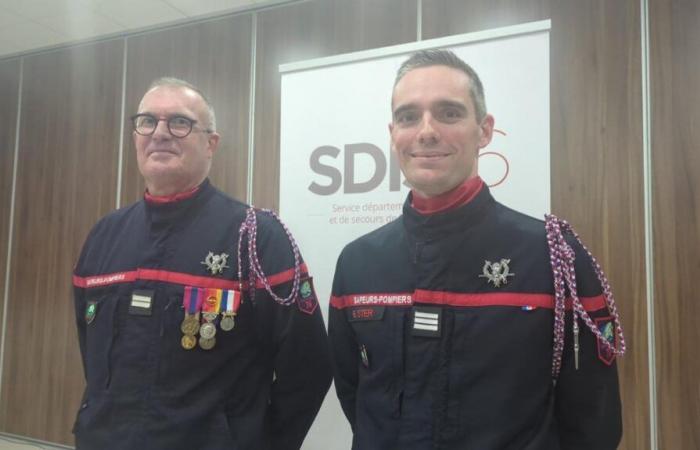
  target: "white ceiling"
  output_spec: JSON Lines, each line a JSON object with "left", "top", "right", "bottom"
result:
{"left": 0, "top": 0, "right": 272, "bottom": 59}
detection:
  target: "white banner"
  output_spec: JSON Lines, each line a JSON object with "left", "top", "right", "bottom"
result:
{"left": 279, "top": 21, "right": 550, "bottom": 449}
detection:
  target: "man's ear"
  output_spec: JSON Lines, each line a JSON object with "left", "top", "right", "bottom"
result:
{"left": 207, "top": 132, "right": 221, "bottom": 157}
{"left": 478, "top": 114, "right": 495, "bottom": 148}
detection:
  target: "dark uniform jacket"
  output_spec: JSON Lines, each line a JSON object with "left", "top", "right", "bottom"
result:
{"left": 73, "top": 179, "right": 332, "bottom": 450}
{"left": 329, "top": 185, "right": 622, "bottom": 450}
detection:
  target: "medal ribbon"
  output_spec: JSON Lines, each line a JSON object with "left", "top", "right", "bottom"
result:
{"left": 220, "top": 290, "right": 241, "bottom": 315}
{"left": 203, "top": 288, "right": 222, "bottom": 314}
{"left": 183, "top": 286, "right": 204, "bottom": 314}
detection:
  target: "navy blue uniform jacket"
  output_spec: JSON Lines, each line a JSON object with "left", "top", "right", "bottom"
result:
{"left": 73, "top": 179, "right": 332, "bottom": 450}
{"left": 328, "top": 185, "right": 622, "bottom": 450}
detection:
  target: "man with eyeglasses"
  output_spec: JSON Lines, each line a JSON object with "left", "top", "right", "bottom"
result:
{"left": 72, "top": 78, "right": 332, "bottom": 450}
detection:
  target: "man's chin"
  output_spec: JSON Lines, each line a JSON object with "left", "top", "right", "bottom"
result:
{"left": 141, "top": 165, "right": 182, "bottom": 183}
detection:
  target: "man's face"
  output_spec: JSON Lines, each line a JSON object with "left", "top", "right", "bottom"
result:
{"left": 389, "top": 65, "right": 494, "bottom": 198}
{"left": 134, "top": 86, "right": 220, "bottom": 195}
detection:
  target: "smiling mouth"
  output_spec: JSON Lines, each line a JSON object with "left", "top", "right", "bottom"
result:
{"left": 147, "top": 149, "right": 177, "bottom": 156}
{"left": 411, "top": 153, "right": 449, "bottom": 158}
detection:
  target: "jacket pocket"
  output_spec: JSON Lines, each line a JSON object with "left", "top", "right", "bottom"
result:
{"left": 84, "top": 294, "right": 120, "bottom": 391}
{"left": 349, "top": 306, "right": 406, "bottom": 418}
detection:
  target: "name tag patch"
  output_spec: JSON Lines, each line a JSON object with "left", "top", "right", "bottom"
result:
{"left": 411, "top": 306, "right": 442, "bottom": 338}
{"left": 129, "top": 290, "right": 153, "bottom": 316}
{"left": 347, "top": 306, "right": 385, "bottom": 322}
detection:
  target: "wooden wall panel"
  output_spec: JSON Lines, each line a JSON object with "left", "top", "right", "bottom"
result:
{"left": 0, "top": 41, "right": 124, "bottom": 445}
{"left": 424, "top": 1, "right": 648, "bottom": 449}
{"left": 650, "top": 1, "right": 700, "bottom": 448}
{"left": 549, "top": 3, "right": 647, "bottom": 449}
{"left": 422, "top": 0, "right": 550, "bottom": 35}
{"left": 252, "top": 0, "right": 418, "bottom": 209}
{"left": 0, "top": 59, "right": 20, "bottom": 361}
{"left": 121, "top": 14, "right": 252, "bottom": 205}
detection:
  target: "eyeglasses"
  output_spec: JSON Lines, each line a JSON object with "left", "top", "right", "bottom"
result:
{"left": 130, "top": 113, "right": 212, "bottom": 138}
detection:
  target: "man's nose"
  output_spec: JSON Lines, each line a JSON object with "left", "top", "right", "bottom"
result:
{"left": 417, "top": 113, "right": 440, "bottom": 145}
{"left": 152, "top": 119, "right": 172, "bottom": 140}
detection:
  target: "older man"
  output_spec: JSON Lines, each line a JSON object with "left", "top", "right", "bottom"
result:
{"left": 72, "top": 78, "right": 331, "bottom": 450}
{"left": 328, "top": 50, "right": 624, "bottom": 450}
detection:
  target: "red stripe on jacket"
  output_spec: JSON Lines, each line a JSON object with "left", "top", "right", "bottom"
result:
{"left": 73, "top": 263, "right": 308, "bottom": 290}
{"left": 330, "top": 291, "right": 606, "bottom": 311}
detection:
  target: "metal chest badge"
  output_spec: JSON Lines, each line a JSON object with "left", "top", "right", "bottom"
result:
{"left": 201, "top": 251, "right": 230, "bottom": 275}
{"left": 479, "top": 258, "right": 515, "bottom": 287}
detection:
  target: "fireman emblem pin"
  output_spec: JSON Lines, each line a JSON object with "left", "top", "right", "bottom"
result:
{"left": 479, "top": 258, "right": 515, "bottom": 287}
{"left": 201, "top": 251, "right": 230, "bottom": 275}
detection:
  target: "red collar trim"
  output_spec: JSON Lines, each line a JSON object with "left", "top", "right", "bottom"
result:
{"left": 411, "top": 177, "right": 484, "bottom": 215}
{"left": 144, "top": 185, "right": 200, "bottom": 204}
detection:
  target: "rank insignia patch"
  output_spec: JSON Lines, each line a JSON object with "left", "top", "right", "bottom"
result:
{"left": 297, "top": 277, "right": 318, "bottom": 315}
{"left": 595, "top": 316, "right": 616, "bottom": 366}
{"left": 411, "top": 306, "right": 442, "bottom": 338}
{"left": 201, "top": 251, "right": 230, "bottom": 275}
{"left": 479, "top": 258, "right": 515, "bottom": 287}
{"left": 129, "top": 290, "right": 153, "bottom": 316}
{"left": 85, "top": 301, "right": 97, "bottom": 324}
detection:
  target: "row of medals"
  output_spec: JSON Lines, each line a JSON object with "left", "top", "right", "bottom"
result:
{"left": 180, "top": 310, "right": 236, "bottom": 350}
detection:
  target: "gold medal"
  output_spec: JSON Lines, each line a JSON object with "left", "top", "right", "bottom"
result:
{"left": 181, "top": 334, "right": 197, "bottom": 350}
{"left": 220, "top": 313, "right": 235, "bottom": 331}
{"left": 180, "top": 313, "right": 200, "bottom": 335}
{"left": 200, "top": 321, "right": 217, "bottom": 340}
{"left": 199, "top": 336, "right": 216, "bottom": 350}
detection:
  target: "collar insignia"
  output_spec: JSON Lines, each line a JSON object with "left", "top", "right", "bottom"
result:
{"left": 479, "top": 258, "right": 514, "bottom": 287}
{"left": 201, "top": 251, "right": 230, "bottom": 275}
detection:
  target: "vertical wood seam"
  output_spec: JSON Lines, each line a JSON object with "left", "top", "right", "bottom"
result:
{"left": 247, "top": 13, "right": 258, "bottom": 206}
{"left": 640, "top": 0, "right": 658, "bottom": 448}
{"left": 116, "top": 39, "right": 128, "bottom": 210}
{"left": 417, "top": 0, "right": 423, "bottom": 41}
{"left": 0, "top": 57, "right": 24, "bottom": 410}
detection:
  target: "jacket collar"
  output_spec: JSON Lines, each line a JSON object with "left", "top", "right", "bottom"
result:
{"left": 402, "top": 182, "right": 495, "bottom": 240}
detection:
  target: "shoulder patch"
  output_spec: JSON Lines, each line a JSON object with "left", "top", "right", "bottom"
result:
{"left": 595, "top": 316, "right": 616, "bottom": 366}
{"left": 297, "top": 277, "right": 318, "bottom": 315}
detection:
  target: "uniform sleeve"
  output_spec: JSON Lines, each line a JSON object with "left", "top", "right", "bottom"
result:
{"left": 74, "top": 283, "right": 88, "bottom": 380}
{"left": 253, "top": 213, "right": 333, "bottom": 450}
{"left": 73, "top": 225, "right": 98, "bottom": 382}
{"left": 554, "top": 238, "right": 622, "bottom": 450}
{"left": 327, "top": 249, "right": 359, "bottom": 431}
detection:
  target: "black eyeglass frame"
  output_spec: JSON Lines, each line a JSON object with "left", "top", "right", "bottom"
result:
{"left": 130, "top": 113, "right": 213, "bottom": 138}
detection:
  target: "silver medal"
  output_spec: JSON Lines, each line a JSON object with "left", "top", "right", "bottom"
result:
{"left": 200, "top": 321, "right": 217, "bottom": 340}
{"left": 220, "top": 314, "right": 235, "bottom": 331}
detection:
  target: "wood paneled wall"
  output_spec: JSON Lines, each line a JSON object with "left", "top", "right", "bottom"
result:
{"left": 121, "top": 14, "right": 252, "bottom": 205}
{"left": 0, "top": 59, "right": 20, "bottom": 355}
{"left": 650, "top": 1, "right": 700, "bottom": 449}
{"left": 424, "top": 1, "right": 648, "bottom": 448}
{"left": 0, "top": 41, "right": 124, "bottom": 443}
{"left": 548, "top": 3, "right": 648, "bottom": 450}
{"left": 0, "top": 0, "right": 696, "bottom": 448}
{"left": 252, "top": 0, "right": 418, "bottom": 209}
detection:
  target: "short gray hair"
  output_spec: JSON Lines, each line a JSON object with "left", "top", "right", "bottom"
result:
{"left": 143, "top": 77, "right": 217, "bottom": 132}
{"left": 394, "top": 49, "right": 487, "bottom": 122}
